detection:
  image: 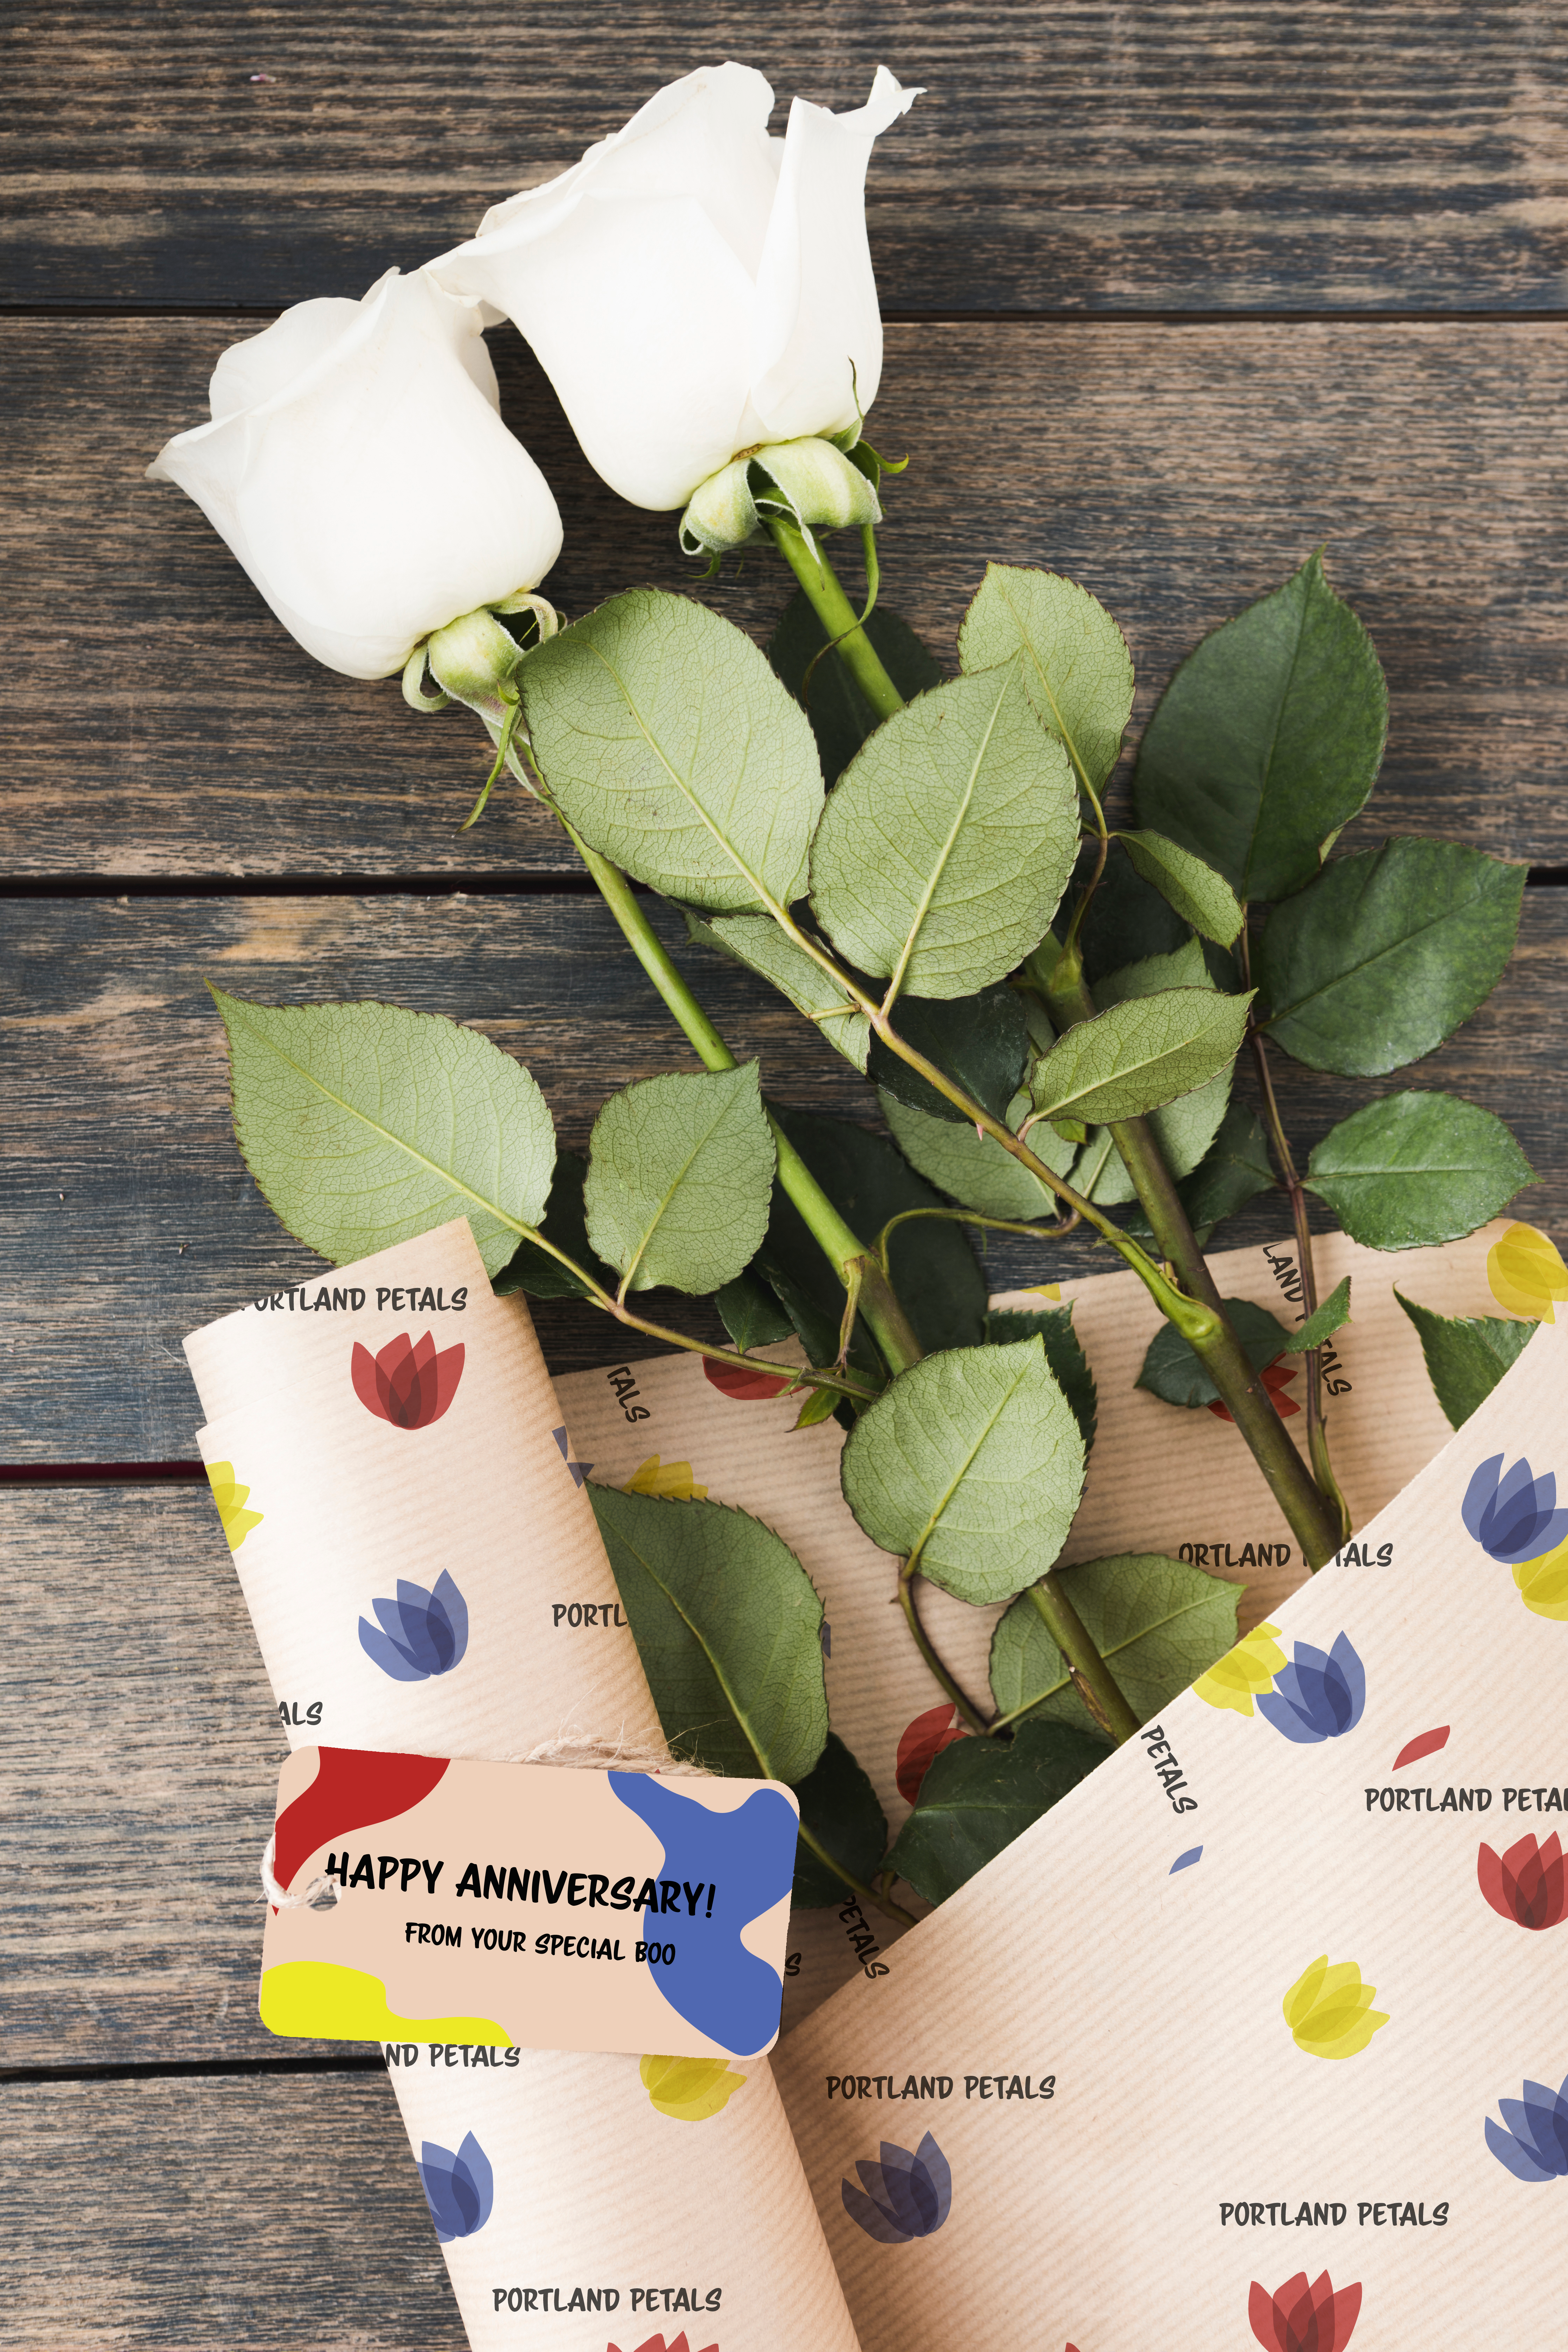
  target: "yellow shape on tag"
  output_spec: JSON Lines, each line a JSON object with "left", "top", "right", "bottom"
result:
{"left": 639, "top": 2051, "right": 747, "bottom": 2122}
{"left": 623, "top": 1455, "right": 708, "bottom": 1501}
{"left": 1487, "top": 1222, "right": 1568, "bottom": 1324}
{"left": 1022, "top": 1283, "right": 1063, "bottom": 1301}
{"left": 206, "top": 1461, "right": 264, "bottom": 1552}
{"left": 260, "top": 1960, "right": 510, "bottom": 2046}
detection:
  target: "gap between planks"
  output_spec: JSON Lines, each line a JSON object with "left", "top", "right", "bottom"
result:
{"left": 5, "top": 871, "right": 1568, "bottom": 901}
{"left": 7, "top": 305, "right": 1568, "bottom": 326}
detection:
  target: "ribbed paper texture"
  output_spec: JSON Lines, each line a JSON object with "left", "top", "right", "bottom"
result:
{"left": 552, "top": 1222, "right": 1522, "bottom": 2024}
{"left": 773, "top": 1311, "right": 1568, "bottom": 2347}
{"left": 185, "top": 1218, "right": 861, "bottom": 2352}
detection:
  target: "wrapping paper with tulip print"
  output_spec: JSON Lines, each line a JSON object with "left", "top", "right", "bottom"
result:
{"left": 768, "top": 1303, "right": 1568, "bottom": 2350}
{"left": 552, "top": 1220, "right": 1534, "bottom": 2027}
{"left": 184, "top": 1219, "right": 862, "bottom": 2352}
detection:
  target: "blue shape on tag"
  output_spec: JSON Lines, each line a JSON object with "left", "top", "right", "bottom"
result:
{"left": 609, "top": 1772, "right": 796, "bottom": 2057}
{"left": 1169, "top": 1845, "right": 1203, "bottom": 1874}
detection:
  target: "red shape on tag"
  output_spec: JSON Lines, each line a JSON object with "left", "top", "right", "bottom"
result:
{"left": 1392, "top": 1725, "right": 1449, "bottom": 1771}
{"left": 274, "top": 1746, "right": 450, "bottom": 1895}
{"left": 703, "top": 1356, "right": 795, "bottom": 1401}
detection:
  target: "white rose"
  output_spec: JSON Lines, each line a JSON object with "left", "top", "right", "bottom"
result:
{"left": 147, "top": 268, "right": 563, "bottom": 680}
{"left": 429, "top": 62, "right": 918, "bottom": 513}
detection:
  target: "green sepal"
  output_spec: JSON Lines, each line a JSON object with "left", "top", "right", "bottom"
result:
{"left": 679, "top": 437, "right": 883, "bottom": 559}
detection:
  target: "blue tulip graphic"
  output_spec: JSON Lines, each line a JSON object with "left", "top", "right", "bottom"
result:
{"left": 1463, "top": 1455, "right": 1568, "bottom": 1565}
{"left": 842, "top": 2131, "right": 952, "bottom": 2244}
{"left": 416, "top": 2131, "right": 494, "bottom": 2240}
{"left": 1257, "top": 1632, "right": 1366, "bottom": 1745}
{"left": 1485, "top": 2072, "right": 1568, "bottom": 2183}
{"left": 358, "top": 1571, "right": 469, "bottom": 1682}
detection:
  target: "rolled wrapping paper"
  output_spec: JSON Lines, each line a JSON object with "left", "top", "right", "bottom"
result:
{"left": 186, "top": 1218, "right": 861, "bottom": 2352}
{"left": 773, "top": 1314, "right": 1568, "bottom": 2348}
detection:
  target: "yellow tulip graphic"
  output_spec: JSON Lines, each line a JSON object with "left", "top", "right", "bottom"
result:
{"left": 639, "top": 2053, "right": 747, "bottom": 2122}
{"left": 623, "top": 1456, "right": 708, "bottom": 1502}
{"left": 1487, "top": 1223, "right": 1568, "bottom": 1324}
{"left": 1283, "top": 1955, "right": 1389, "bottom": 2060}
{"left": 1515, "top": 1534, "right": 1568, "bottom": 1622}
{"left": 206, "top": 1461, "right": 263, "bottom": 1553}
{"left": 1192, "top": 1622, "right": 1287, "bottom": 1715}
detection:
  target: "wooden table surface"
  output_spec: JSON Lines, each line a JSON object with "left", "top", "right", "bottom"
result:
{"left": 4, "top": 5, "right": 1566, "bottom": 2340}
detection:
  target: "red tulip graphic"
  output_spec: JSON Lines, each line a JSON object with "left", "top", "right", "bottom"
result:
{"left": 608, "top": 2336, "right": 717, "bottom": 2352}
{"left": 896, "top": 1702, "right": 969, "bottom": 1804}
{"left": 351, "top": 1331, "right": 464, "bottom": 1429}
{"left": 1249, "top": 2270, "right": 1360, "bottom": 2351}
{"left": 702, "top": 1355, "right": 794, "bottom": 1401}
{"left": 1209, "top": 1359, "right": 1300, "bottom": 1422}
{"left": 1478, "top": 1832, "right": 1568, "bottom": 1930}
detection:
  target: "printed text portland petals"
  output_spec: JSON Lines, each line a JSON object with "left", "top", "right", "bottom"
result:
{"left": 352, "top": 1329, "right": 465, "bottom": 1429}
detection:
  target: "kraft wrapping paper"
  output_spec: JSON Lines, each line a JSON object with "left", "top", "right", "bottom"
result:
{"left": 185, "top": 1219, "right": 862, "bottom": 2352}
{"left": 552, "top": 1221, "right": 1529, "bottom": 2025}
{"left": 771, "top": 1308, "right": 1568, "bottom": 2347}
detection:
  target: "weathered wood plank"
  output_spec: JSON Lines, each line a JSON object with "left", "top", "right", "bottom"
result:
{"left": 0, "top": 1487, "right": 358, "bottom": 2066}
{"left": 3, "top": 890, "right": 1562, "bottom": 1463}
{"left": 5, "top": 4, "right": 1567, "bottom": 313}
{"left": 8, "top": 316, "right": 1568, "bottom": 877}
{"left": 0, "top": 2067, "right": 464, "bottom": 2346}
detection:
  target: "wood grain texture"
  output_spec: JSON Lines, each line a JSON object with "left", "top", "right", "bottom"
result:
{"left": 3, "top": 890, "right": 1562, "bottom": 1464}
{"left": 0, "top": 1483, "right": 396, "bottom": 2065}
{"left": 8, "top": 315, "right": 1568, "bottom": 876}
{"left": 0, "top": 2067, "right": 464, "bottom": 2346}
{"left": 5, "top": 3, "right": 1567, "bottom": 312}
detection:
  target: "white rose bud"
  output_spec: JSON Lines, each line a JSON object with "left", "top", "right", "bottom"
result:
{"left": 146, "top": 268, "right": 563, "bottom": 680}
{"left": 429, "top": 62, "right": 918, "bottom": 514}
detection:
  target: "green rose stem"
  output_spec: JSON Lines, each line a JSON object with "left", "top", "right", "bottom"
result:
{"left": 555, "top": 825, "right": 1146, "bottom": 1741}
{"left": 766, "top": 514, "right": 904, "bottom": 724}
{"left": 558, "top": 819, "right": 925, "bottom": 1380}
{"left": 1019, "top": 1577, "right": 1140, "bottom": 1743}
{"left": 770, "top": 530, "right": 1344, "bottom": 1568}
{"left": 1238, "top": 938, "right": 1353, "bottom": 1548}
{"left": 498, "top": 1208, "right": 875, "bottom": 1404}
{"left": 1041, "top": 943, "right": 1344, "bottom": 1571}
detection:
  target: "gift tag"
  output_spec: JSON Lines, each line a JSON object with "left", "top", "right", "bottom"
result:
{"left": 261, "top": 1747, "right": 798, "bottom": 2060}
